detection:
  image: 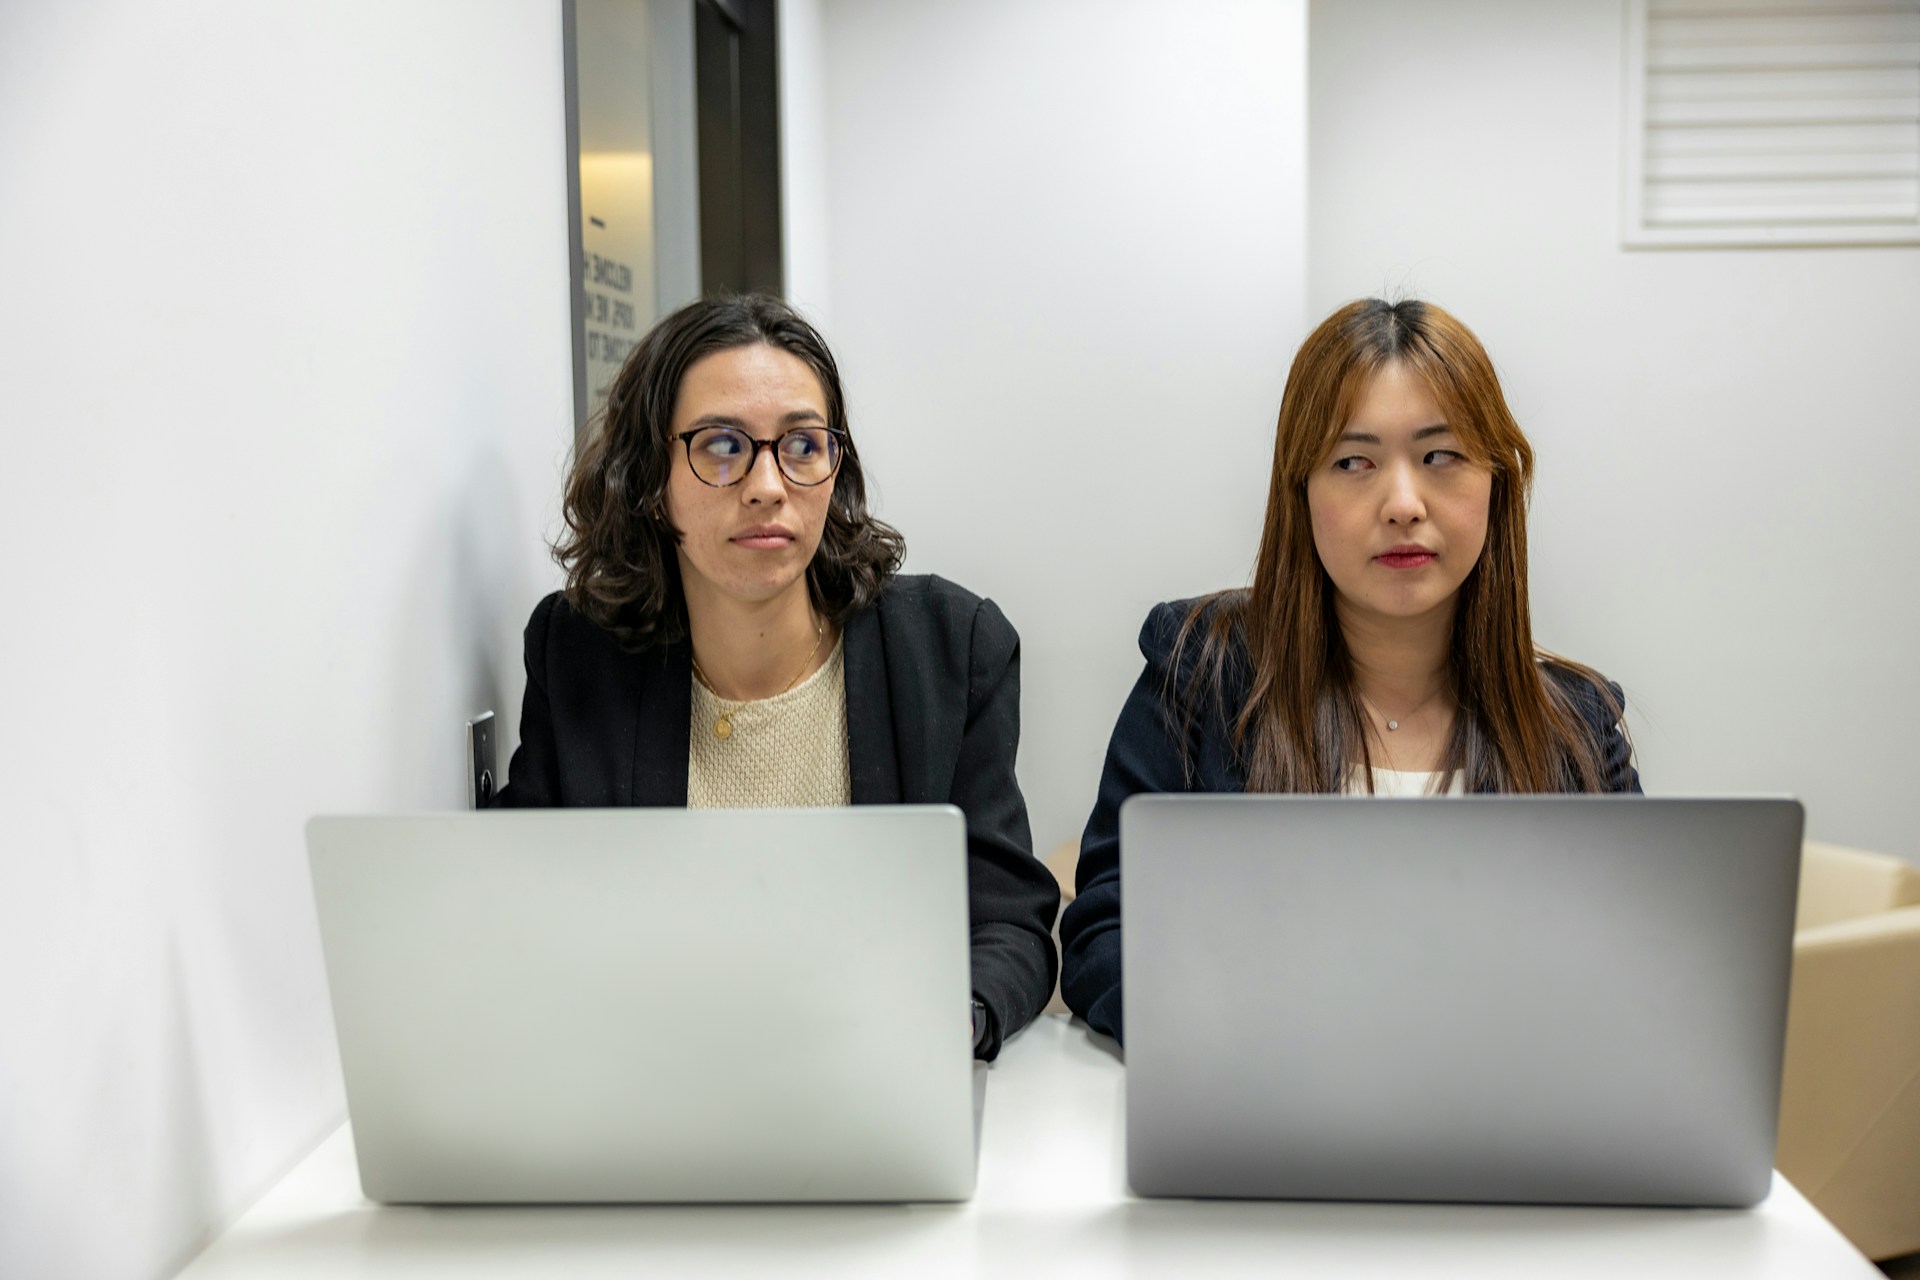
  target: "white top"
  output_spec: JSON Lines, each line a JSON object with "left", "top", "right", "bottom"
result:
{"left": 1344, "top": 764, "right": 1470, "bottom": 796}
{"left": 688, "top": 638, "right": 851, "bottom": 809}
{"left": 174, "top": 1016, "right": 1878, "bottom": 1279}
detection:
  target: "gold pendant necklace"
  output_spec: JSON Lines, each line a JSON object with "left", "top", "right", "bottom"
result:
{"left": 691, "top": 616, "right": 826, "bottom": 740}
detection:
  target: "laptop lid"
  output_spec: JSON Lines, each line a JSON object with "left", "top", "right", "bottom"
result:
{"left": 1121, "top": 795, "right": 1803, "bottom": 1207}
{"left": 306, "top": 805, "right": 977, "bottom": 1203}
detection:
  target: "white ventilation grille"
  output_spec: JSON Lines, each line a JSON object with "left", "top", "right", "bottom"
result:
{"left": 1624, "top": 0, "right": 1920, "bottom": 247}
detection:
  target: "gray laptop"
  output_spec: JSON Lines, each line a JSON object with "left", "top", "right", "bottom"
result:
{"left": 1121, "top": 795, "right": 1803, "bottom": 1207}
{"left": 306, "top": 806, "right": 979, "bottom": 1203}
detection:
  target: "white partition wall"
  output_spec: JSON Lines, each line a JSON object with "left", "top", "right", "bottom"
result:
{"left": 1307, "top": 0, "right": 1920, "bottom": 861}
{"left": 784, "top": 0, "right": 1311, "bottom": 851}
{"left": 0, "top": 4, "right": 573, "bottom": 1277}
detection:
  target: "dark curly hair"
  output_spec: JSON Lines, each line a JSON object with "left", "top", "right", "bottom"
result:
{"left": 554, "top": 294, "right": 905, "bottom": 652}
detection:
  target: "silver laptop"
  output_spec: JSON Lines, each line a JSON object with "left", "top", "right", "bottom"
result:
{"left": 306, "top": 806, "right": 978, "bottom": 1203}
{"left": 1121, "top": 795, "right": 1803, "bottom": 1207}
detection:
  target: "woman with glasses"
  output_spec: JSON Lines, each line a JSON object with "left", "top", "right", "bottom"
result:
{"left": 1057, "top": 298, "right": 1640, "bottom": 1046}
{"left": 492, "top": 294, "right": 1059, "bottom": 1060}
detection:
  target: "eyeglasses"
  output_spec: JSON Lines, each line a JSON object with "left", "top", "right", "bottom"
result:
{"left": 674, "top": 425, "right": 847, "bottom": 488}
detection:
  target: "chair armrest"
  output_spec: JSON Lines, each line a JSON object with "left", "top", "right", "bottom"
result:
{"left": 1797, "top": 842, "right": 1920, "bottom": 930}
{"left": 1043, "top": 838, "right": 1080, "bottom": 904}
{"left": 1797, "top": 903, "right": 1920, "bottom": 952}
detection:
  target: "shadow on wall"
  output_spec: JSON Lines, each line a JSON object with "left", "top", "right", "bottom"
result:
{"left": 382, "top": 440, "right": 539, "bottom": 812}
{"left": 153, "top": 930, "right": 341, "bottom": 1280}
{"left": 151, "top": 940, "right": 222, "bottom": 1278}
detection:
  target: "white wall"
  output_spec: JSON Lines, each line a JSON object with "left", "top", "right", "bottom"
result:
{"left": 0, "top": 4, "right": 572, "bottom": 1277}
{"left": 790, "top": 0, "right": 1310, "bottom": 851}
{"left": 779, "top": 0, "right": 835, "bottom": 325}
{"left": 1308, "top": 0, "right": 1920, "bottom": 859}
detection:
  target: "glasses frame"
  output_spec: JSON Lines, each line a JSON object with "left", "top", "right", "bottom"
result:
{"left": 673, "top": 425, "right": 850, "bottom": 488}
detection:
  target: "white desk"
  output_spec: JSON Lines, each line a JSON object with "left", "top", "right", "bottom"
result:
{"left": 177, "top": 1016, "right": 1878, "bottom": 1278}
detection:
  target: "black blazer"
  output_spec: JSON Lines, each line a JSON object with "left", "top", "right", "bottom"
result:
{"left": 492, "top": 574, "right": 1060, "bottom": 1059}
{"left": 1058, "top": 599, "right": 1643, "bottom": 1046}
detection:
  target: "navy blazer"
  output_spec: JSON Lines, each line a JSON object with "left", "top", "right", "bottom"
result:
{"left": 492, "top": 573, "right": 1061, "bottom": 1059}
{"left": 1058, "top": 599, "right": 1643, "bottom": 1046}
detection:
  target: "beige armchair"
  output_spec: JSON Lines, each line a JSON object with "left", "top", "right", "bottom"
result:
{"left": 1776, "top": 840, "right": 1920, "bottom": 1261}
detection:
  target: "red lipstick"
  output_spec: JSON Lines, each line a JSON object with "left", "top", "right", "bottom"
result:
{"left": 1375, "top": 544, "right": 1436, "bottom": 569}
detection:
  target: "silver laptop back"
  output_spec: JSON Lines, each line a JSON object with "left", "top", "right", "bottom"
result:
{"left": 307, "top": 806, "right": 976, "bottom": 1203}
{"left": 1121, "top": 795, "right": 1803, "bottom": 1207}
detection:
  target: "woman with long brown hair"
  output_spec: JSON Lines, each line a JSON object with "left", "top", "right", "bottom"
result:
{"left": 1058, "top": 298, "right": 1639, "bottom": 1045}
{"left": 491, "top": 293, "right": 1059, "bottom": 1060}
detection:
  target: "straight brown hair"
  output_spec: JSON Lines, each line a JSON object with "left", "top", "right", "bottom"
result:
{"left": 1175, "top": 298, "right": 1617, "bottom": 794}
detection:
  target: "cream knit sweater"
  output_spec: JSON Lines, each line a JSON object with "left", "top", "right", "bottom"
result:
{"left": 687, "top": 639, "right": 851, "bottom": 808}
